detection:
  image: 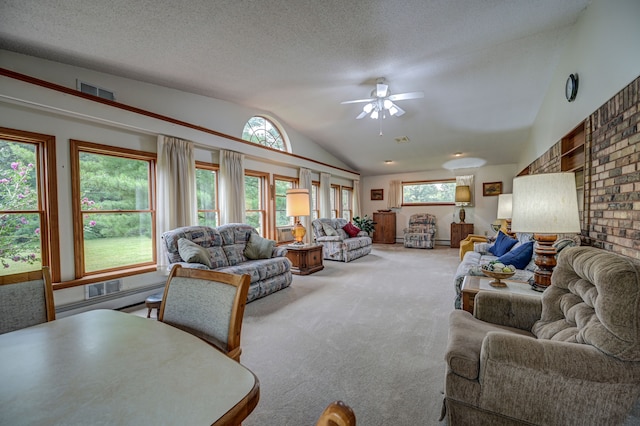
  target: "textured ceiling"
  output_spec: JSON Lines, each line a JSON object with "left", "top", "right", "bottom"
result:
{"left": 0, "top": 0, "right": 591, "bottom": 175}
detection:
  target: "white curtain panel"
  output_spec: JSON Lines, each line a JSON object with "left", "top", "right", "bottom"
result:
{"left": 299, "top": 168, "right": 312, "bottom": 244}
{"left": 319, "top": 172, "right": 332, "bottom": 218}
{"left": 219, "top": 150, "right": 246, "bottom": 224}
{"left": 156, "top": 135, "right": 197, "bottom": 271}
{"left": 352, "top": 180, "right": 361, "bottom": 218}
{"left": 456, "top": 175, "right": 475, "bottom": 206}
{"left": 387, "top": 180, "right": 402, "bottom": 209}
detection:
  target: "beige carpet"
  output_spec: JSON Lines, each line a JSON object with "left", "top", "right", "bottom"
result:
{"left": 240, "top": 244, "right": 458, "bottom": 426}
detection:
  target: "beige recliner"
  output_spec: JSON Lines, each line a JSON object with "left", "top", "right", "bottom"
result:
{"left": 443, "top": 246, "right": 640, "bottom": 425}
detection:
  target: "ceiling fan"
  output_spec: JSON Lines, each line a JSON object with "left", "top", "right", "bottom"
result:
{"left": 341, "top": 78, "right": 424, "bottom": 120}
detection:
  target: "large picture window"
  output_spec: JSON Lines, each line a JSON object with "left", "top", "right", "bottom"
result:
{"left": 0, "top": 128, "right": 58, "bottom": 279}
{"left": 196, "top": 162, "right": 219, "bottom": 228}
{"left": 71, "top": 140, "right": 156, "bottom": 277}
{"left": 402, "top": 179, "right": 456, "bottom": 205}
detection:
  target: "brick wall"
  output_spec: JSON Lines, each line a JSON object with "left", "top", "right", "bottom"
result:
{"left": 527, "top": 75, "right": 640, "bottom": 260}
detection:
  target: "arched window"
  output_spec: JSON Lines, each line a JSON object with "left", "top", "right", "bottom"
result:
{"left": 242, "top": 116, "right": 288, "bottom": 152}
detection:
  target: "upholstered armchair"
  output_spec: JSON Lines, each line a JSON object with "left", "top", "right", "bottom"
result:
{"left": 402, "top": 213, "right": 437, "bottom": 249}
{"left": 443, "top": 246, "right": 640, "bottom": 425}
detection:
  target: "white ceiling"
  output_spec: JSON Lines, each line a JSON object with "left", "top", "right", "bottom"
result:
{"left": 0, "top": 0, "right": 591, "bottom": 176}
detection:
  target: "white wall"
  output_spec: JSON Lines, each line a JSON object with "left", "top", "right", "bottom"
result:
{"left": 521, "top": 0, "right": 640, "bottom": 170}
{"left": 361, "top": 164, "right": 518, "bottom": 244}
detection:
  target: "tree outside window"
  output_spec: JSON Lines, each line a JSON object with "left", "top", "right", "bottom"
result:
{"left": 242, "top": 116, "right": 288, "bottom": 152}
{"left": 402, "top": 180, "right": 456, "bottom": 204}
{"left": 196, "top": 164, "right": 219, "bottom": 227}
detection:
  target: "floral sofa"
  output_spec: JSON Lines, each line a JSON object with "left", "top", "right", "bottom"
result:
{"left": 403, "top": 213, "right": 437, "bottom": 249}
{"left": 453, "top": 232, "right": 580, "bottom": 309}
{"left": 161, "top": 224, "right": 292, "bottom": 303}
{"left": 311, "top": 218, "right": 372, "bottom": 262}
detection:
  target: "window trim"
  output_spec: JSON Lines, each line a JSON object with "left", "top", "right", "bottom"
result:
{"left": 341, "top": 186, "right": 353, "bottom": 222}
{"left": 0, "top": 127, "right": 60, "bottom": 282}
{"left": 195, "top": 161, "right": 220, "bottom": 228}
{"left": 244, "top": 170, "right": 269, "bottom": 237}
{"left": 70, "top": 139, "right": 157, "bottom": 280}
{"left": 401, "top": 179, "right": 457, "bottom": 206}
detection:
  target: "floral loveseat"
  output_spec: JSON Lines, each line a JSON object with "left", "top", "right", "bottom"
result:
{"left": 453, "top": 232, "right": 580, "bottom": 309}
{"left": 162, "top": 224, "right": 292, "bottom": 303}
{"left": 311, "top": 218, "right": 372, "bottom": 262}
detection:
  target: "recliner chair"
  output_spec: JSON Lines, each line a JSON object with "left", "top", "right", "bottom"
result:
{"left": 402, "top": 213, "right": 436, "bottom": 249}
{"left": 443, "top": 246, "right": 640, "bottom": 425}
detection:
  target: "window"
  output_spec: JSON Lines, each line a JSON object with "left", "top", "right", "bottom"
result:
{"left": 311, "top": 182, "right": 319, "bottom": 220}
{"left": 402, "top": 179, "right": 456, "bottom": 205}
{"left": 245, "top": 171, "right": 267, "bottom": 235}
{"left": 330, "top": 184, "right": 340, "bottom": 219}
{"left": 242, "top": 116, "right": 288, "bottom": 152}
{"left": 0, "top": 128, "right": 58, "bottom": 279}
{"left": 274, "top": 176, "right": 298, "bottom": 243}
{"left": 196, "top": 162, "right": 219, "bottom": 227}
{"left": 341, "top": 187, "right": 353, "bottom": 221}
{"left": 71, "top": 140, "right": 156, "bottom": 277}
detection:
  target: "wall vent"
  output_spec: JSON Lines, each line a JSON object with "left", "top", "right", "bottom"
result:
{"left": 76, "top": 80, "right": 116, "bottom": 101}
{"left": 85, "top": 279, "right": 122, "bottom": 300}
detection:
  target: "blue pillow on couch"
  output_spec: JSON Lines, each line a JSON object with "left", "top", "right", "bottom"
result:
{"left": 488, "top": 231, "right": 518, "bottom": 257}
{"left": 497, "top": 241, "right": 534, "bottom": 270}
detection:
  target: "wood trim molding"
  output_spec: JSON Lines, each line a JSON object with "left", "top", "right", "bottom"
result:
{"left": 1, "top": 67, "right": 359, "bottom": 176}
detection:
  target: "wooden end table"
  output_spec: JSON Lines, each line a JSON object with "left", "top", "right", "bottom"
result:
{"left": 461, "top": 275, "right": 542, "bottom": 314}
{"left": 285, "top": 244, "right": 324, "bottom": 275}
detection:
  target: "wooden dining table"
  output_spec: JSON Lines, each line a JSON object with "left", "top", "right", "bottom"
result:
{"left": 0, "top": 309, "right": 259, "bottom": 425}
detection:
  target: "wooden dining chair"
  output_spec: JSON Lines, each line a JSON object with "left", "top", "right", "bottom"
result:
{"left": 316, "top": 401, "right": 356, "bottom": 426}
{"left": 0, "top": 266, "right": 55, "bottom": 335}
{"left": 158, "top": 265, "right": 250, "bottom": 362}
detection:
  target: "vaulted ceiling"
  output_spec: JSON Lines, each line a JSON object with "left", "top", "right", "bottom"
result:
{"left": 0, "top": 0, "right": 591, "bottom": 175}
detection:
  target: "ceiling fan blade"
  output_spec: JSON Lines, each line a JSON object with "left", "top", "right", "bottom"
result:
{"left": 393, "top": 104, "right": 405, "bottom": 117}
{"left": 341, "top": 97, "right": 375, "bottom": 105}
{"left": 388, "top": 91, "right": 424, "bottom": 101}
{"left": 376, "top": 83, "right": 389, "bottom": 98}
{"left": 356, "top": 111, "right": 368, "bottom": 119}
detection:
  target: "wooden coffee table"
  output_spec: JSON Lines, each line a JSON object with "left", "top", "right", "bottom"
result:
{"left": 285, "top": 244, "right": 324, "bottom": 275}
{"left": 461, "top": 275, "right": 542, "bottom": 314}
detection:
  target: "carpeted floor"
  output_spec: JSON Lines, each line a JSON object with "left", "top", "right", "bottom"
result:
{"left": 240, "top": 244, "right": 458, "bottom": 426}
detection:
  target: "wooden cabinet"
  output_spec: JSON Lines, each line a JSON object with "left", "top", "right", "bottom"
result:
{"left": 450, "top": 223, "right": 474, "bottom": 248}
{"left": 285, "top": 244, "right": 324, "bottom": 275}
{"left": 373, "top": 212, "right": 396, "bottom": 244}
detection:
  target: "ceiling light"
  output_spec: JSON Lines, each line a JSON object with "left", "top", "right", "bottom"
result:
{"left": 383, "top": 99, "right": 393, "bottom": 110}
{"left": 363, "top": 103, "right": 374, "bottom": 113}
{"left": 384, "top": 160, "right": 393, "bottom": 164}
{"left": 389, "top": 105, "right": 399, "bottom": 116}
{"left": 454, "top": 152, "right": 463, "bottom": 157}
{"left": 370, "top": 110, "right": 379, "bottom": 119}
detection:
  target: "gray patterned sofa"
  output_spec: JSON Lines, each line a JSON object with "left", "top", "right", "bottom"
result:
{"left": 161, "top": 224, "right": 292, "bottom": 303}
{"left": 453, "top": 233, "right": 581, "bottom": 309}
{"left": 311, "top": 218, "right": 372, "bottom": 262}
{"left": 403, "top": 213, "right": 437, "bottom": 249}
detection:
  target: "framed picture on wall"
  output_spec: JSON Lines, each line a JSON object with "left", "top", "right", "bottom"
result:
{"left": 483, "top": 181, "right": 502, "bottom": 196}
{"left": 371, "top": 189, "right": 384, "bottom": 200}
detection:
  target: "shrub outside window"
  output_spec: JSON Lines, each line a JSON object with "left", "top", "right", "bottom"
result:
{"left": 402, "top": 180, "right": 456, "bottom": 205}
{"left": 71, "top": 140, "right": 156, "bottom": 277}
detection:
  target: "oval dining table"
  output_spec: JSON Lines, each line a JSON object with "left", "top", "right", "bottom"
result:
{"left": 0, "top": 309, "right": 259, "bottom": 425}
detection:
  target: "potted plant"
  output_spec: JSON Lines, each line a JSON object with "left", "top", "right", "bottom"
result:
{"left": 352, "top": 215, "right": 375, "bottom": 236}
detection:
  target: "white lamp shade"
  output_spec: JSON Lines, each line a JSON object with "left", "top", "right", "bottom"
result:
{"left": 496, "top": 194, "right": 513, "bottom": 219}
{"left": 286, "top": 188, "right": 310, "bottom": 217}
{"left": 511, "top": 173, "right": 580, "bottom": 234}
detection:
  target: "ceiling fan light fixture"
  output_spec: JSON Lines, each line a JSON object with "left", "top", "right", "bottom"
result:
{"left": 370, "top": 110, "right": 379, "bottom": 119}
{"left": 388, "top": 105, "right": 399, "bottom": 116}
{"left": 363, "top": 103, "right": 374, "bottom": 113}
{"left": 383, "top": 99, "right": 393, "bottom": 109}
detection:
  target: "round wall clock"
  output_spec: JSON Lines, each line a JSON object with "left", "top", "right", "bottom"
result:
{"left": 565, "top": 73, "right": 579, "bottom": 102}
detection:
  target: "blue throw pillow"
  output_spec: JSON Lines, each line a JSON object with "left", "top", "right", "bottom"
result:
{"left": 488, "top": 231, "right": 518, "bottom": 257}
{"left": 497, "top": 241, "right": 534, "bottom": 270}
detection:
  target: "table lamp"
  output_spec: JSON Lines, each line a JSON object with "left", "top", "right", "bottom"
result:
{"left": 455, "top": 185, "right": 471, "bottom": 223}
{"left": 496, "top": 193, "right": 513, "bottom": 234}
{"left": 286, "top": 188, "right": 310, "bottom": 244}
{"left": 511, "top": 173, "right": 580, "bottom": 291}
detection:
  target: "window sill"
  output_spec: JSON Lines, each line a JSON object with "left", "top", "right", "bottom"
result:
{"left": 53, "top": 265, "right": 159, "bottom": 290}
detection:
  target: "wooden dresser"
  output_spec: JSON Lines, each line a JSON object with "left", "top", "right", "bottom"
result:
{"left": 373, "top": 211, "right": 396, "bottom": 244}
{"left": 450, "top": 222, "right": 474, "bottom": 248}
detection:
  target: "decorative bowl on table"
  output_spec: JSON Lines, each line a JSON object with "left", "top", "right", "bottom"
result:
{"left": 481, "top": 263, "right": 516, "bottom": 288}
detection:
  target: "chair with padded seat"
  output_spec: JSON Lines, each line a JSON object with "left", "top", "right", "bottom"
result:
{"left": 403, "top": 213, "right": 437, "bottom": 249}
{"left": 443, "top": 246, "right": 640, "bottom": 425}
{"left": 0, "top": 266, "right": 55, "bottom": 334}
{"left": 315, "top": 400, "right": 356, "bottom": 426}
{"left": 158, "top": 265, "right": 250, "bottom": 362}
